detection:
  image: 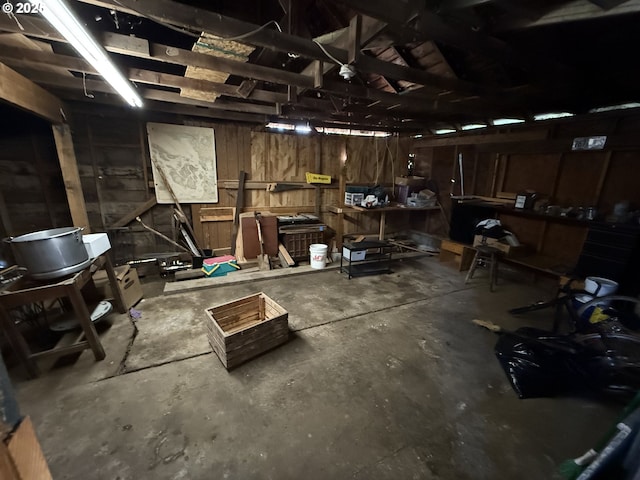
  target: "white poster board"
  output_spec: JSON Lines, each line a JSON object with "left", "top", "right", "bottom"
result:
{"left": 147, "top": 122, "right": 218, "bottom": 204}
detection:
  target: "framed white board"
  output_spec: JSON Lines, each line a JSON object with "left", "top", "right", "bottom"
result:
{"left": 147, "top": 122, "right": 218, "bottom": 204}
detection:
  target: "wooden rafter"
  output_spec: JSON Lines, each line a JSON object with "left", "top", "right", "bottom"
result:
{"left": 0, "top": 61, "right": 65, "bottom": 123}
{"left": 70, "top": 0, "right": 505, "bottom": 96}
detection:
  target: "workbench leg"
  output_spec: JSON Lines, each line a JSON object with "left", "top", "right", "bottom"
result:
{"left": 0, "top": 307, "right": 39, "bottom": 378}
{"left": 103, "top": 254, "right": 127, "bottom": 314}
{"left": 379, "top": 211, "right": 386, "bottom": 240}
{"left": 66, "top": 286, "right": 106, "bottom": 361}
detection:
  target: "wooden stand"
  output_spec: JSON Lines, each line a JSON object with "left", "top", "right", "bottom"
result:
{"left": 0, "top": 254, "right": 125, "bottom": 378}
{"left": 439, "top": 239, "right": 475, "bottom": 271}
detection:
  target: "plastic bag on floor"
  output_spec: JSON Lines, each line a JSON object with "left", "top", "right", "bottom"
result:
{"left": 495, "top": 325, "right": 640, "bottom": 399}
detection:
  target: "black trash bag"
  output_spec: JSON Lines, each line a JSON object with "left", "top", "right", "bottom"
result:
{"left": 494, "top": 325, "right": 640, "bottom": 399}
{"left": 495, "top": 327, "right": 583, "bottom": 399}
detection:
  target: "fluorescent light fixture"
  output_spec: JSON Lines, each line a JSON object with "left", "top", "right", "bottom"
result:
{"left": 295, "top": 124, "right": 313, "bottom": 133}
{"left": 434, "top": 129, "right": 456, "bottom": 135}
{"left": 413, "top": 134, "right": 423, "bottom": 138}
{"left": 491, "top": 118, "right": 525, "bottom": 126}
{"left": 266, "top": 122, "right": 295, "bottom": 131}
{"left": 589, "top": 102, "right": 640, "bottom": 113}
{"left": 33, "top": 0, "right": 143, "bottom": 107}
{"left": 460, "top": 123, "right": 487, "bottom": 131}
{"left": 533, "top": 112, "right": 574, "bottom": 121}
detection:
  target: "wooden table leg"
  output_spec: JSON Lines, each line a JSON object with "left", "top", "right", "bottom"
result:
{"left": 0, "top": 307, "right": 40, "bottom": 378}
{"left": 66, "top": 284, "right": 105, "bottom": 361}
{"left": 103, "top": 254, "right": 127, "bottom": 314}
{"left": 379, "top": 211, "right": 386, "bottom": 240}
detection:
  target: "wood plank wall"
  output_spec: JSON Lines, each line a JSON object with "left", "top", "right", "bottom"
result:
{"left": 412, "top": 111, "right": 640, "bottom": 265}
{"left": 0, "top": 110, "right": 71, "bottom": 244}
{"left": 0, "top": 103, "right": 411, "bottom": 265}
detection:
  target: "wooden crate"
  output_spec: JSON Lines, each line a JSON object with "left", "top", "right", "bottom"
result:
{"left": 205, "top": 292, "right": 289, "bottom": 369}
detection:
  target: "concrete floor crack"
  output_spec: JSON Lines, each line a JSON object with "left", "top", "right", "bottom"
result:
{"left": 293, "top": 285, "right": 476, "bottom": 333}
{"left": 114, "top": 314, "right": 140, "bottom": 376}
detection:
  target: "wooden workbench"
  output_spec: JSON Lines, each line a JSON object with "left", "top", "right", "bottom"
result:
{"left": 329, "top": 203, "right": 441, "bottom": 242}
{"left": 0, "top": 254, "right": 126, "bottom": 378}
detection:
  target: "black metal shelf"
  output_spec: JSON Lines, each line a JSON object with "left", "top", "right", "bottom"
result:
{"left": 340, "top": 241, "right": 392, "bottom": 279}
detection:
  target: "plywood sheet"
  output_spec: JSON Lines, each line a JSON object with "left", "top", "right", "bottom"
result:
{"left": 181, "top": 34, "right": 254, "bottom": 102}
{"left": 147, "top": 122, "right": 218, "bottom": 203}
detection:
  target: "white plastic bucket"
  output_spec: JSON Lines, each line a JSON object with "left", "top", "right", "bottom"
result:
{"left": 309, "top": 243, "right": 328, "bottom": 269}
{"left": 574, "top": 276, "right": 619, "bottom": 316}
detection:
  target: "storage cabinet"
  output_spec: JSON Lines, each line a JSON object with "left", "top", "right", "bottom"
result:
{"left": 340, "top": 240, "right": 392, "bottom": 279}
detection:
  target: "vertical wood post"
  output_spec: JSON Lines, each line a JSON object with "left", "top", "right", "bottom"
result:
{"left": 52, "top": 124, "right": 90, "bottom": 232}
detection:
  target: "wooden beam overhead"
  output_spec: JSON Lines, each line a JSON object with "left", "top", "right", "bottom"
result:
{"left": 0, "top": 61, "right": 65, "bottom": 124}
{"left": 497, "top": 0, "right": 640, "bottom": 29}
{"left": 61, "top": 92, "right": 269, "bottom": 124}
{"left": 0, "top": 16, "right": 527, "bottom": 121}
{"left": 14, "top": 68, "right": 280, "bottom": 115}
{"left": 70, "top": 0, "right": 503, "bottom": 95}
{"left": 0, "top": 45, "right": 283, "bottom": 102}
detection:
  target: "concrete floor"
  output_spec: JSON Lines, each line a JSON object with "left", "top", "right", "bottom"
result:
{"left": 9, "top": 255, "right": 621, "bottom": 479}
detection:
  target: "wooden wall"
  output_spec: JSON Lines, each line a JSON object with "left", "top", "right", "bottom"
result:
{"left": 0, "top": 103, "right": 411, "bottom": 265}
{"left": 0, "top": 107, "right": 71, "bottom": 252}
{"left": 413, "top": 111, "right": 640, "bottom": 267}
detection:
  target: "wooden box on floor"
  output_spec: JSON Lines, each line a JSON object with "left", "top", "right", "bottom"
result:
{"left": 205, "top": 292, "right": 289, "bottom": 369}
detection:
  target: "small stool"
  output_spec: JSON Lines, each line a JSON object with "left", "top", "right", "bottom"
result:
{"left": 465, "top": 244, "right": 503, "bottom": 292}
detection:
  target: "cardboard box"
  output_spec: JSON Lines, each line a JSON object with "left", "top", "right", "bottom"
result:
{"left": 82, "top": 233, "right": 110, "bottom": 258}
{"left": 0, "top": 417, "right": 53, "bottom": 480}
{"left": 93, "top": 265, "right": 143, "bottom": 309}
{"left": 473, "top": 235, "right": 526, "bottom": 256}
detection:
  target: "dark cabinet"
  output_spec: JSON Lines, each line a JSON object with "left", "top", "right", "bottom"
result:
{"left": 575, "top": 222, "right": 640, "bottom": 296}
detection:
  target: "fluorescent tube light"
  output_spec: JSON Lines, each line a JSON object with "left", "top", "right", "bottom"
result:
{"left": 434, "top": 129, "right": 456, "bottom": 135}
{"left": 32, "top": 0, "right": 143, "bottom": 107}
{"left": 491, "top": 118, "right": 525, "bottom": 126}
{"left": 533, "top": 112, "right": 574, "bottom": 121}
{"left": 460, "top": 123, "right": 487, "bottom": 131}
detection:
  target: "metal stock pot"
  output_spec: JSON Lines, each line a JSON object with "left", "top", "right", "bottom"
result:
{"left": 5, "top": 227, "right": 91, "bottom": 280}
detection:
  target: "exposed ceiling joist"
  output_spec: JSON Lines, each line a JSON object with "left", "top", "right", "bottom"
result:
{"left": 72, "top": 0, "right": 501, "bottom": 95}
{"left": 14, "top": 67, "right": 280, "bottom": 115}
{"left": 0, "top": 44, "right": 292, "bottom": 104}
{"left": 498, "top": 0, "right": 640, "bottom": 29}
{"left": 0, "top": 15, "right": 316, "bottom": 89}
{"left": 329, "top": 0, "right": 574, "bottom": 79}
{"left": 0, "top": 16, "right": 530, "bottom": 121}
{"left": 0, "top": 61, "right": 65, "bottom": 123}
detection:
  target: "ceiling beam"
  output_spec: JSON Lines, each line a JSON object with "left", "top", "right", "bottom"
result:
{"left": 63, "top": 94, "right": 268, "bottom": 124}
{"left": 0, "top": 15, "right": 315, "bottom": 89}
{"left": 0, "top": 16, "right": 523, "bottom": 119}
{"left": 0, "top": 44, "right": 294, "bottom": 104}
{"left": 14, "top": 68, "right": 280, "bottom": 115}
{"left": 72, "top": 0, "right": 503, "bottom": 95}
{"left": 327, "top": 0, "right": 566, "bottom": 77}
{"left": 0, "top": 61, "right": 66, "bottom": 123}
{"left": 498, "top": 0, "right": 640, "bottom": 30}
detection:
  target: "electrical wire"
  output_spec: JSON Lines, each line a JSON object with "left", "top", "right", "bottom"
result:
{"left": 313, "top": 40, "right": 345, "bottom": 66}
{"left": 112, "top": 0, "right": 282, "bottom": 42}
